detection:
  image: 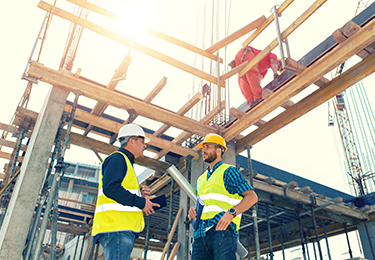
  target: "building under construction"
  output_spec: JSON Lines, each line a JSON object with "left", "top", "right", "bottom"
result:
{"left": 1, "top": 0, "right": 375, "bottom": 259}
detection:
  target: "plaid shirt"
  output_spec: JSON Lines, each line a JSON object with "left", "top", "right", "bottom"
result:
{"left": 193, "top": 161, "right": 253, "bottom": 240}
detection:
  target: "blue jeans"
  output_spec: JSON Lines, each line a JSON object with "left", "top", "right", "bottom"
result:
{"left": 191, "top": 226, "right": 237, "bottom": 260}
{"left": 98, "top": 231, "right": 136, "bottom": 260}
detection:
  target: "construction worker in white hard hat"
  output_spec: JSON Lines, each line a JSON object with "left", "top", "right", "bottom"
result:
{"left": 92, "top": 124, "right": 159, "bottom": 260}
{"left": 188, "top": 133, "right": 258, "bottom": 260}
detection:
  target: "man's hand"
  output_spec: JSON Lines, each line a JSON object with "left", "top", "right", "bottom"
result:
{"left": 188, "top": 207, "right": 197, "bottom": 221}
{"left": 215, "top": 211, "right": 233, "bottom": 231}
{"left": 140, "top": 184, "right": 151, "bottom": 197}
{"left": 228, "top": 60, "right": 236, "bottom": 69}
{"left": 142, "top": 195, "right": 159, "bottom": 216}
{"left": 273, "top": 72, "right": 279, "bottom": 79}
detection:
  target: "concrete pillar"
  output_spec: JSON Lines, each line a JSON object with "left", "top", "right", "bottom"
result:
{"left": 0, "top": 86, "right": 69, "bottom": 259}
{"left": 357, "top": 220, "right": 375, "bottom": 260}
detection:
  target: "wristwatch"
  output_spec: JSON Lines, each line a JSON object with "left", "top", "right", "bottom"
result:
{"left": 228, "top": 207, "right": 237, "bottom": 218}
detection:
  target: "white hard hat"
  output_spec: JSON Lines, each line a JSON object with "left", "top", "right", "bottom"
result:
{"left": 118, "top": 124, "right": 150, "bottom": 143}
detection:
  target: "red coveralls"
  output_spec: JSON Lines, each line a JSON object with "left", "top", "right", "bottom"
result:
{"left": 235, "top": 46, "right": 278, "bottom": 105}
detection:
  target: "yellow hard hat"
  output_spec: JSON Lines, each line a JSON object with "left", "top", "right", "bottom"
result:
{"left": 197, "top": 133, "right": 227, "bottom": 152}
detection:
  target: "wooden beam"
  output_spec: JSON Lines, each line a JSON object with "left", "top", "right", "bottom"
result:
{"left": 0, "top": 139, "right": 27, "bottom": 152}
{"left": 0, "top": 123, "right": 32, "bottom": 138}
{"left": 205, "top": 16, "right": 266, "bottom": 53}
{"left": 83, "top": 55, "right": 132, "bottom": 135}
{"left": 235, "top": 50, "right": 375, "bottom": 153}
{"left": 240, "top": 0, "right": 327, "bottom": 77}
{"left": 126, "top": 77, "right": 168, "bottom": 124}
{"left": 242, "top": 0, "right": 295, "bottom": 48}
{"left": 225, "top": 14, "right": 375, "bottom": 142}
{"left": 252, "top": 178, "right": 368, "bottom": 220}
{"left": 154, "top": 101, "right": 225, "bottom": 159}
{"left": 153, "top": 92, "right": 202, "bottom": 137}
{"left": 38, "top": 1, "right": 225, "bottom": 87}
{"left": 284, "top": 57, "right": 330, "bottom": 87}
{"left": 220, "top": 61, "right": 248, "bottom": 81}
{"left": 68, "top": 131, "right": 172, "bottom": 172}
{"left": 67, "top": 0, "right": 223, "bottom": 63}
{"left": 28, "top": 62, "right": 217, "bottom": 137}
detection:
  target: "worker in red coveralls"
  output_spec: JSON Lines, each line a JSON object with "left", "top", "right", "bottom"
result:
{"left": 229, "top": 46, "right": 281, "bottom": 107}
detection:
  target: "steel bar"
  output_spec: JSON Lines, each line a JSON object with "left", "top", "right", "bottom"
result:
{"left": 73, "top": 235, "right": 81, "bottom": 260}
{"left": 167, "top": 179, "right": 174, "bottom": 259}
{"left": 272, "top": 6, "right": 286, "bottom": 68}
{"left": 266, "top": 204, "right": 274, "bottom": 259}
{"left": 322, "top": 220, "right": 332, "bottom": 260}
{"left": 78, "top": 235, "right": 85, "bottom": 260}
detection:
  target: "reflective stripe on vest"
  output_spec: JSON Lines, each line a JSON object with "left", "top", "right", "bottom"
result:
{"left": 92, "top": 151, "right": 145, "bottom": 237}
{"left": 197, "top": 163, "right": 243, "bottom": 230}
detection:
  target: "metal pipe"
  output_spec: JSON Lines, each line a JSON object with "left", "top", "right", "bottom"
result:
{"left": 363, "top": 219, "right": 375, "bottom": 259}
{"left": 93, "top": 242, "right": 99, "bottom": 260}
{"left": 312, "top": 240, "right": 317, "bottom": 260}
{"left": 266, "top": 204, "right": 274, "bottom": 260}
{"left": 343, "top": 223, "right": 353, "bottom": 258}
{"left": 166, "top": 165, "right": 197, "bottom": 202}
{"left": 272, "top": 6, "right": 286, "bottom": 68}
{"left": 50, "top": 179, "right": 60, "bottom": 260}
{"left": 297, "top": 213, "right": 307, "bottom": 260}
{"left": 310, "top": 196, "right": 323, "bottom": 260}
{"left": 246, "top": 145, "right": 260, "bottom": 260}
{"left": 322, "top": 220, "right": 332, "bottom": 260}
{"left": 143, "top": 216, "right": 151, "bottom": 260}
{"left": 280, "top": 222, "right": 285, "bottom": 260}
{"left": 217, "top": 50, "right": 221, "bottom": 107}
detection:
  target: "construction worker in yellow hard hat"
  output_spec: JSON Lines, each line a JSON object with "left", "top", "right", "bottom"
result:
{"left": 189, "top": 133, "right": 258, "bottom": 260}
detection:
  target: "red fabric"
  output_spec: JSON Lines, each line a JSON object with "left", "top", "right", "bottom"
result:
{"left": 234, "top": 46, "right": 277, "bottom": 104}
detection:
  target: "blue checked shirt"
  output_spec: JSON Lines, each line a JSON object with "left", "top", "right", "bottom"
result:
{"left": 193, "top": 161, "right": 253, "bottom": 240}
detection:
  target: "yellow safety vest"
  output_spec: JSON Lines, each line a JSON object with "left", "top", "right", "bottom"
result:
{"left": 92, "top": 151, "right": 145, "bottom": 237}
{"left": 197, "top": 163, "right": 243, "bottom": 230}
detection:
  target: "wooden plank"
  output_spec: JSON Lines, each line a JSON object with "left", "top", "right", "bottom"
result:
{"left": 67, "top": 0, "right": 222, "bottom": 63}
{"left": 38, "top": 1, "right": 224, "bottom": 87}
{"left": 240, "top": 0, "right": 327, "bottom": 78}
{"left": 160, "top": 208, "right": 183, "bottom": 260}
{"left": 262, "top": 88, "right": 295, "bottom": 109}
{"left": 153, "top": 92, "right": 202, "bottom": 137}
{"left": 205, "top": 16, "right": 266, "bottom": 53}
{"left": 229, "top": 107, "right": 245, "bottom": 118}
{"left": 225, "top": 13, "right": 375, "bottom": 142}
{"left": 242, "top": 0, "right": 295, "bottom": 48}
{"left": 28, "top": 61, "right": 217, "bottom": 137}
{"left": 235, "top": 50, "right": 375, "bottom": 153}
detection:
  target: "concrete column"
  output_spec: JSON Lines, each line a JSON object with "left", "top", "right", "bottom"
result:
{"left": 357, "top": 219, "right": 375, "bottom": 260}
{"left": 0, "top": 86, "right": 69, "bottom": 259}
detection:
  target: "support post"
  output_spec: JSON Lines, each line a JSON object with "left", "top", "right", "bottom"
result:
{"left": 310, "top": 195, "right": 323, "bottom": 260}
{"left": 280, "top": 222, "right": 285, "bottom": 260}
{"left": 344, "top": 223, "right": 353, "bottom": 258}
{"left": 321, "top": 220, "right": 332, "bottom": 260}
{"left": 143, "top": 216, "right": 151, "bottom": 260}
{"left": 363, "top": 220, "right": 375, "bottom": 260}
{"left": 0, "top": 87, "right": 69, "bottom": 259}
{"left": 297, "top": 212, "right": 307, "bottom": 260}
{"left": 245, "top": 145, "right": 260, "bottom": 260}
{"left": 272, "top": 6, "right": 286, "bottom": 68}
{"left": 167, "top": 179, "right": 175, "bottom": 258}
{"left": 266, "top": 204, "right": 274, "bottom": 260}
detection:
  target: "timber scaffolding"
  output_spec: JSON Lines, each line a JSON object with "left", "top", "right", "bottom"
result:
{"left": 1, "top": 0, "right": 375, "bottom": 259}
